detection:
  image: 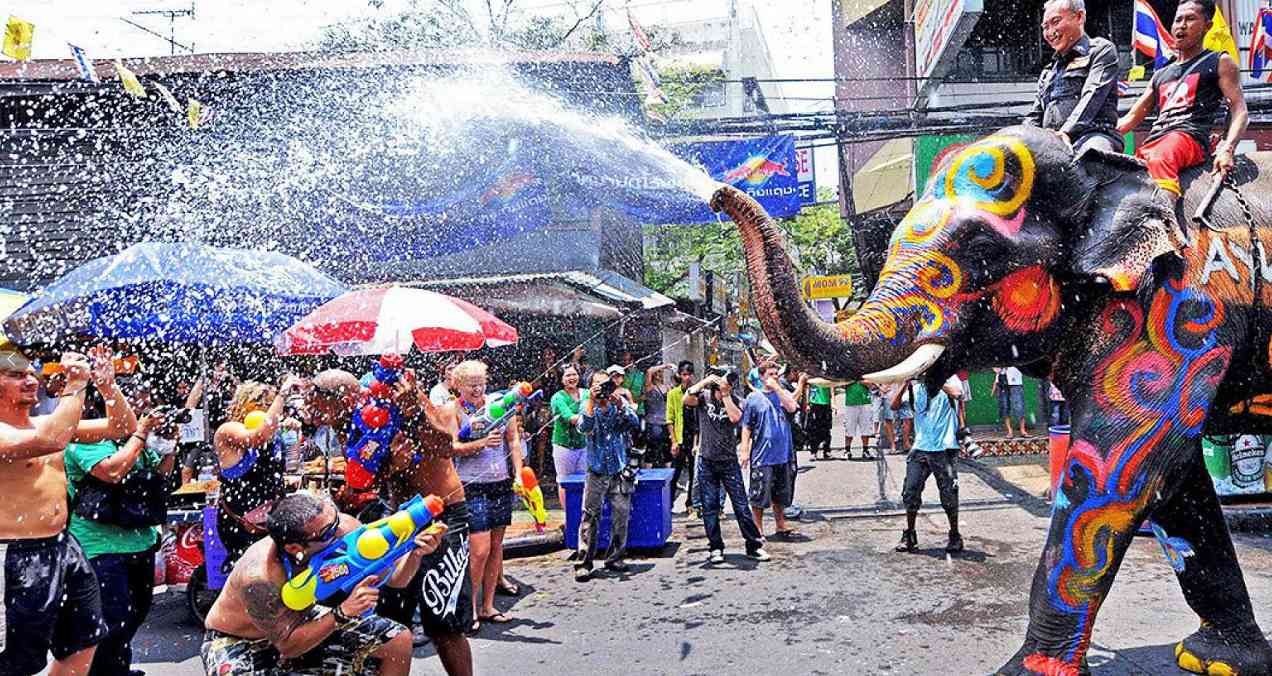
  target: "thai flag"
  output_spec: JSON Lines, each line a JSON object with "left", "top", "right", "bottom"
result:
{"left": 1250, "top": 8, "right": 1272, "bottom": 83}
{"left": 1133, "top": 0, "right": 1176, "bottom": 67}
{"left": 1118, "top": 80, "right": 1131, "bottom": 96}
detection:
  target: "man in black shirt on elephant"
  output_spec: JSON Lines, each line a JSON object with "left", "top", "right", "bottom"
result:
{"left": 684, "top": 369, "right": 769, "bottom": 565}
{"left": 1025, "top": 0, "right": 1123, "bottom": 153}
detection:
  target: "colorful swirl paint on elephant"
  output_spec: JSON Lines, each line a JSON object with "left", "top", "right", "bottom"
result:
{"left": 841, "top": 136, "right": 1058, "bottom": 346}
{"left": 1035, "top": 277, "right": 1231, "bottom": 668}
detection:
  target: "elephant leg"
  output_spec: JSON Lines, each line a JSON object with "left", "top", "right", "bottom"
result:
{"left": 994, "top": 426, "right": 1164, "bottom": 676}
{"left": 996, "top": 283, "right": 1238, "bottom": 676}
{"left": 1150, "top": 451, "right": 1272, "bottom": 676}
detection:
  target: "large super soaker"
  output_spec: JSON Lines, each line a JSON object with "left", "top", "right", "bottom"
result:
{"left": 457, "top": 381, "right": 542, "bottom": 442}
{"left": 514, "top": 466, "right": 548, "bottom": 533}
{"left": 344, "top": 354, "right": 405, "bottom": 490}
{"left": 280, "top": 494, "right": 445, "bottom": 613}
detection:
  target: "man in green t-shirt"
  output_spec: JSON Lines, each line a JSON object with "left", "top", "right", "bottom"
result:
{"left": 66, "top": 400, "right": 178, "bottom": 676}
{"left": 806, "top": 384, "right": 833, "bottom": 461}
{"left": 842, "top": 382, "right": 874, "bottom": 460}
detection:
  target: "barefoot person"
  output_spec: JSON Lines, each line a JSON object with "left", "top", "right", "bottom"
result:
{"left": 202, "top": 491, "right": 445, "bottom": 675}
{"left": 305, "top": 368, "right": 475, "bottom": 676}
{"left": 0, "top": 348, "right": 108, "bottom": 676}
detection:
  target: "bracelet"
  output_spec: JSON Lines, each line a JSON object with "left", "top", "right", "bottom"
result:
{"left": 331, "top": 604, "right": 355, "bottom": 626}
{"left": 60, "top": 385, "right": 87, "bottom": 398}
{"left": 129, "top": 433, "right": 147, "bottom": 444}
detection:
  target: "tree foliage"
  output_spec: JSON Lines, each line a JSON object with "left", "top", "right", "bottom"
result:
{"left": 649, "top": 65, "right": 726, "bottom": 121}
{"left": 317, "top": 0, "right": 668, "bottom": 53}
{"left": 643, "top": 189, "right": 864, "bottom": 301}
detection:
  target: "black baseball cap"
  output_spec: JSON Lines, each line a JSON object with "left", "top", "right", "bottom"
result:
{"left": 677, "top": 360, "right": 695, "bottom": 374}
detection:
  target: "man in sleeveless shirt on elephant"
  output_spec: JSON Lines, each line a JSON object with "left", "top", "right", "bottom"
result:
{"left": 1117, "top": 0, "right": 1247, "bottom": 215}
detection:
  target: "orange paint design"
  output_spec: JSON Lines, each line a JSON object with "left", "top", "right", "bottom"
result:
{"left": 989, "top": 267, "right": 1062, "bottom": 332}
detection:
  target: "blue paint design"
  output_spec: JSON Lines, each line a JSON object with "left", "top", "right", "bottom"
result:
{"left": 1151, "top": 522, "right": 1196, "bottom": 573}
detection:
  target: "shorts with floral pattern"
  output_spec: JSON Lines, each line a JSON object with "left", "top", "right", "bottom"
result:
{"left": 200, "top": 608, "right": 404, "bottom": 675}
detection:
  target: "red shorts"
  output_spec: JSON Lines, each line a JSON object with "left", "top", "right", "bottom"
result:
{"left": 1135, "top": 131, "right": 1207, "bottom": 196}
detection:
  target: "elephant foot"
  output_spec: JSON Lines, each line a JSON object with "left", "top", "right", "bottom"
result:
{"left": 1176, "top": 623, "right": 1272, "bottom": 676}
{"left": 993, "top": 645, "right": 1090, "bottom": 676}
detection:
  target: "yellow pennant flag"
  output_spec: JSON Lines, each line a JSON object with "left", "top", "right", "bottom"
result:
{"left": 187, "top": 98, "right": 206, "bottom": 129}
{"left": 1204, "top": 7, "right": 1240, "bottom": 64}
{"left": 113, "top": 59, "right": 147, "bottom": 98}
{"left": 2, "top": 16, "right": 34, "bottom": 61}
{"left": 1127, "top": 65, "right": 1146, "bottom": 82}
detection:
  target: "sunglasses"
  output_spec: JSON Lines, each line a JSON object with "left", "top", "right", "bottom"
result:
{"left": 305, "top": 512, "right": 340, "bottom": 545}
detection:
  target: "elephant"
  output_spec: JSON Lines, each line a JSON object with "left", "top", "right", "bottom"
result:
{"left": 711, "top": 125, "right": 1272, "bottom": 676}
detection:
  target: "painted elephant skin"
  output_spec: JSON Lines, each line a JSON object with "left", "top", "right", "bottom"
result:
{"left": 712, "top": 125, "right": 1272, "bottom": 676}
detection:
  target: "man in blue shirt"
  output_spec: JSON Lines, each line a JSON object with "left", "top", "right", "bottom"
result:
{"left": 741, "top": 363, "right": 800, "bottom": 538}
{"left": 575, "top": 373, "right": 640, "bottom": 581}
{"left": 892, "top": 376, "right": 965, "bottom": 554}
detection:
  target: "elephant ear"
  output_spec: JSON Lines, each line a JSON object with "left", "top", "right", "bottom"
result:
{"left": 1069, "top": 148, "right": 1185, "bottom": 292}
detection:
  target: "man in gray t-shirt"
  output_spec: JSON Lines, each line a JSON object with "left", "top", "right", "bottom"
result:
{"left": 685, "top": 373, "right": 768, "bottom": 564}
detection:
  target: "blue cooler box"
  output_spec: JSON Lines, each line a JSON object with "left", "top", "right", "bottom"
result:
{"left": 561, "top": 468, "right": 673, "bottom": 551}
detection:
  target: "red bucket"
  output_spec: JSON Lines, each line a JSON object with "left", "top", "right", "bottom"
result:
{"left": 1048, "top": 425, "right": 1072, "bottom": 493}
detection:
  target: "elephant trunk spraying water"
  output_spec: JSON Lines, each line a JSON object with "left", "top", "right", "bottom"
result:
{"left": 709, "top": 185, "right": 944, "bottom": 385}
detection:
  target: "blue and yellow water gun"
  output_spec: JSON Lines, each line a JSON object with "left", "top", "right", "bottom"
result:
{"left": 280, "top": 494, "right": 445, "bottom": 612}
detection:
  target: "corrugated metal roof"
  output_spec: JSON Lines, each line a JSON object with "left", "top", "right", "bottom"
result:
{"left": 400, "top": 269, "right": 674, "bottom": 311}
{"left": 0, "top": 48, "right": 622, "bottom": 82}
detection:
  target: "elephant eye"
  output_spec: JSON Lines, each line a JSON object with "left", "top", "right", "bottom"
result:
{"left": 953, "top": 228, "right": 1008, "bottom": 280}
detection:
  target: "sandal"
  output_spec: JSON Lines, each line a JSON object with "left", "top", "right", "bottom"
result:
{"left": 479, "top": 611, "right": 513, "bottom": 624}
{"left": 495, "top": 580, "right": 520, "bottom": 596}
{"left": 465, "top": 619, "right": 481, "bottom": 635}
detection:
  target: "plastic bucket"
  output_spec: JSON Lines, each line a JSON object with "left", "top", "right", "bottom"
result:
{"left": 1048, "top": 425, "right": 1071, "bottom": 493}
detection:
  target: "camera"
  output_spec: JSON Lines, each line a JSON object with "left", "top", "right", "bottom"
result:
{"left": 956, "top": 427, "right": 984, "bottom": 458}
{"left": 597, "top": 380, "right": 618, "bottom": 400}
{"left": 152, "top": 405, "right": 193, "bottom": 426}
{"left": 705, "top": 365, "right": 738, "bottom": 390}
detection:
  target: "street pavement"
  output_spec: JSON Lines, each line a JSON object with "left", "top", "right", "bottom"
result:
{"left": 119, "top": 442, "right": 1272, "bottom": 675}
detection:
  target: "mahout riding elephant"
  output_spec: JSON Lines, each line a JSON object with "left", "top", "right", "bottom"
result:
{"left": 711, "top": 125, "right": 1272, "bottom": 676}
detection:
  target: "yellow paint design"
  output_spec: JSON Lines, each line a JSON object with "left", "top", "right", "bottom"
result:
{"left": 942, "top": 136, "right": 1035, "bottom": 216}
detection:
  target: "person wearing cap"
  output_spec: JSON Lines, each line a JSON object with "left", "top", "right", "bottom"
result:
{"left": 0, "top": 346, "right": 124, "bottom": 675}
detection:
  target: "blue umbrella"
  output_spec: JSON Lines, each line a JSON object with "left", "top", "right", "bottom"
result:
{"left": 4, "top": 242, "right": 348, "bottom": 345}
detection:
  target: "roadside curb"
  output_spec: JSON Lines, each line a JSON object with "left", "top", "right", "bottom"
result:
{"left": 504, "top": 526, "right": 566, "bottom": 557}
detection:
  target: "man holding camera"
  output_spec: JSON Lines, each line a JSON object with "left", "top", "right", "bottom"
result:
{"left": 684, "top": 369, "right": 769, "bottom": 564}
{"left": 0, "top": 347, "right": 112, "bottom": 675}
{"left": 574, "top": 373, "right": 640, "bottom": 581}
{"left": 893, "top": 376, "right": 965, "bottom": 554}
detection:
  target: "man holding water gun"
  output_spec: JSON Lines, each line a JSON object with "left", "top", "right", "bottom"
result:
{"left": 202, "top": 491, "right": 446, "bottom": 676}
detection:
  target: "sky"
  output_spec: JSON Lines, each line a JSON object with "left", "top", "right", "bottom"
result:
{"left": 6, "top": 0, "right": 839, "bottom": 192}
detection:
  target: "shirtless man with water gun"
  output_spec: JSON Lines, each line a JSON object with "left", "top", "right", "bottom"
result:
{"left": 203, "top": 491, "right": 446, "bottom": 675}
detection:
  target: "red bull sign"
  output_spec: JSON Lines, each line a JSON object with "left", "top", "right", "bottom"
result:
{"left": 664, "top": 134, "right": 801, "bottom": 221}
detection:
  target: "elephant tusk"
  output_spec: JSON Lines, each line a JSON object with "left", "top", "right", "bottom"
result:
{"left": 807, "top": 377, "right": 851, "bottom": 388}
{"left": 862, "top": 344, "right": 947, "bottom": 385}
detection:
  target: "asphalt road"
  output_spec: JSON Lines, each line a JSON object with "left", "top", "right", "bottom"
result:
{"left": 116, "top": 448, "right": 1272, "bottom": 675}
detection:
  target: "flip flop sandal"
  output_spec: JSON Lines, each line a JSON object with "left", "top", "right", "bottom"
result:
{"left": 495, "top": 581, "right": 520, "bottom": 596}
{"left": 465, "top": 619, "right": 481, "bottom": 635}
{"left": 480, "top": 612, "right": 513, "bottom": 624}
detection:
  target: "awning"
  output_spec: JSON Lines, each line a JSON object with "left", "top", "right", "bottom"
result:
{"left": 400, "top": 270, "right": 674, "bottom": 319}
{"left": 852, "top": 138, "right": 914, "bottom": 214}
{"left": 839, "top": 0, "right": 895, "bottom": 27}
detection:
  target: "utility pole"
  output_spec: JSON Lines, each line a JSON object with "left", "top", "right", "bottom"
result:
{"left": 122, "top": 2, "right": 196, "bottom": 55}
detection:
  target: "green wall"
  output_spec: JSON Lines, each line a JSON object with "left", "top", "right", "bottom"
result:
{"left": 962, "top": 371, "right": 1043, "bottom": 429}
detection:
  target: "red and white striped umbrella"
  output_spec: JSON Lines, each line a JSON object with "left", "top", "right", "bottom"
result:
{"left": 275, "top": 286, "right": 518, "bottom": 356}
